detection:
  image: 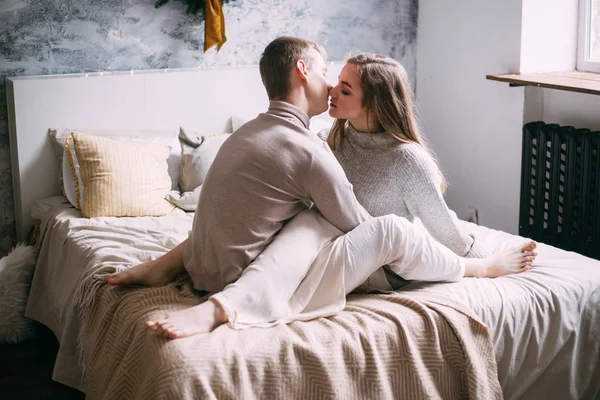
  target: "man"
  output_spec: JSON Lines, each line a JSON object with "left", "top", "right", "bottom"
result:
{"left": 107, "top": 36, "right": 372, "bottom": 336}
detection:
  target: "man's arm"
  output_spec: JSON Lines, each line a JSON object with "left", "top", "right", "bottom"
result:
{"left": 306, "top": 149, "right": 371, "bottom": 233}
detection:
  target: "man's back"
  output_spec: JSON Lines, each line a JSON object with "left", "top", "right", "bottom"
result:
{"left": 183, "top": 101, "right": 370, "bottom": 292}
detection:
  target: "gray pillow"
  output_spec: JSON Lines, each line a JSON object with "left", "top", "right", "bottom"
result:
{"left": 173, "top": 127, "right": 231, "bottom": 210}
{"left": 165, "top": 187, "right": 202, "bottom": 212}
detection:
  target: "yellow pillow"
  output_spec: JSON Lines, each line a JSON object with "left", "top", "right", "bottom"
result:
{"left": 72, "top": 132, "right": 175, "bottom": 218}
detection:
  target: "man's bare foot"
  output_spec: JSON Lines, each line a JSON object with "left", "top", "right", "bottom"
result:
{"left": 106, "top": 259, "right": 180, "bottom": 287}
{"left": 146, "top": 299, "right": 228, "bottom": 339}
{"left": 465, "top": 241, "right": 537, "bottom": 278}
{"left": 107, "top": 239, "right": 188, "bottom": 287}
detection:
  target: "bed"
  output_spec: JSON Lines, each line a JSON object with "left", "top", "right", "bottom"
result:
{"left": 7, "top": 67, "right": 600, "bottom": 399}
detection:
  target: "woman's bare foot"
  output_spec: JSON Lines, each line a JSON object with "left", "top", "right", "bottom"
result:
{"left": 465, "top": 241, "right": 537, "bottom": 278}
{"left": 146, "top": 299, "right": 228, "bottom": 339}
{"left": 106, "top": 259, "right": 181, "bottom": 287}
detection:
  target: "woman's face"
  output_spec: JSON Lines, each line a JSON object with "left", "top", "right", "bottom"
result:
{"left": 328, "top": 64, "right": 366, "bottom": 121}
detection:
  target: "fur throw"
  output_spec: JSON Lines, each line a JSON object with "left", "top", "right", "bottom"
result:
{"left": 0, "top": 243, "right": 38, "bottom": 343}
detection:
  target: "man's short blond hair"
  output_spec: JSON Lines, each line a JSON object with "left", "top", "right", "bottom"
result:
{"left": 259, "top": 37, "right": 327, "bottom": 100}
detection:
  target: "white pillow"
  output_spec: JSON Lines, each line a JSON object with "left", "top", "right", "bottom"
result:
{"left": 231, "top": 115, "right": 250, "bottom": 132}
{"left": 62, "top": 139, "right": 82, "bottom": 208}
{"left": 167, "top": 127, "right": 231, "bottom": 211}
{"left": 49, "top": 129, "right": 181, "bottom": 209}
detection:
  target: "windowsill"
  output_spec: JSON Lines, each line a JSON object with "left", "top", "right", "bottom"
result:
{"left": 486, "top": 70, "right": 600, "bottom": 95}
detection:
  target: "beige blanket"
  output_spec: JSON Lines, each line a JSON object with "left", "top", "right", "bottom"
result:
{"left": 81, "top": 272, "right": 502, "bottom": 400}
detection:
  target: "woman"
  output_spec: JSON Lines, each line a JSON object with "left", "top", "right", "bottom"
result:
{"left": 326, "top": 53, "right": 490, "bottom": 261}
{"left": 135, "top": 54, "right": 538, "bottom": 339}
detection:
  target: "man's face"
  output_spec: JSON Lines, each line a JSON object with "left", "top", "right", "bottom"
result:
{"left": 305, "top": 48, "right": 331, "bottom": 118}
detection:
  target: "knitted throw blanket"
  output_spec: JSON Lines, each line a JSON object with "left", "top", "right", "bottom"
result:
{"left": 78, "top": 270, "right": 502, "bottom": 400}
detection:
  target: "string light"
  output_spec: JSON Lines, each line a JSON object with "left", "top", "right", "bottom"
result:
{"left": 76, "top": 62, "right": 345, "bottom": 78}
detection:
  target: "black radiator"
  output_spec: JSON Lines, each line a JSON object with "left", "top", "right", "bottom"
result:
{"left": 520, "top": 121, "right": 600, "bottom": 260}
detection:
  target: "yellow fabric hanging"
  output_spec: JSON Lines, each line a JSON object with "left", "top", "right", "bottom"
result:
{"left": 204, "top": 0, "right": 227, "bottom": 52}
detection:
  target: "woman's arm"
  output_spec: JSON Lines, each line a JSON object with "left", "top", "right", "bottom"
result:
{"left": 398, "top": 147, "right": 491, "bottom": 258}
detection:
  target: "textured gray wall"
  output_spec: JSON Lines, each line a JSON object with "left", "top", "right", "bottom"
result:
{"left": 0, "top": 0, "right": 417, "bottom": 241}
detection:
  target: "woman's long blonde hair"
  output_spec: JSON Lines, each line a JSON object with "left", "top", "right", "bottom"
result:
{"left": 327, "top": 53, "right": 447, "bottom": 192}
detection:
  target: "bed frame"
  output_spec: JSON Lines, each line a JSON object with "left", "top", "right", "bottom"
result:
{"left": 6, "top": 64, "right": 343, "bottom": 240}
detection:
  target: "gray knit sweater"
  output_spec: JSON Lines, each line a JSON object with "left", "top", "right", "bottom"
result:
{"left": 319, "top": 124, "right": 490, "bottom": 258}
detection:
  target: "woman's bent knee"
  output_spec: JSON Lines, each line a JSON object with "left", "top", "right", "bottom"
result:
{"left": 375, "top": 214, "right": 414, "bottom": 247}
{"left": 378, "top": 214, "right": 411, "bottom": 231}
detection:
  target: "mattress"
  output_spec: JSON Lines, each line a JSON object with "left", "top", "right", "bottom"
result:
{"left": 24, "top": 199, "right": 600, "bottom": 398}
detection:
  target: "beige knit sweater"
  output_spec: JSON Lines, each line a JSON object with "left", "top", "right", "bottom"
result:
{"left": 184, "top": 102, "right": 371, "bottom": 292}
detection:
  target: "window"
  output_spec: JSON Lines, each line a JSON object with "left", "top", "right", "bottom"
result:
{"left": 578, "top": 0, "right": 600, "bottom": 72}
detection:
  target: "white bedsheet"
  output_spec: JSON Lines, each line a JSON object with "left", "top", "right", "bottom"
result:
{"left": 25, "top": 201, "right": 600, "bottom": 398}
{"left": 400, "top": 221, "right": 600, "bottom": 400}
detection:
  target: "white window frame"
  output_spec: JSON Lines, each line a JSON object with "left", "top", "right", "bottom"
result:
{"left": 578, "top": 0, "right": 600, "bottom": 72}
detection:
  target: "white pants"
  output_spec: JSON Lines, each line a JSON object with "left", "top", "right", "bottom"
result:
{"left": 211, "top": 210, "right": 465, "bottom": 329}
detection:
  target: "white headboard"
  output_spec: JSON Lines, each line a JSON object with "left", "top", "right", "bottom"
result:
{"left": 6, "top": 64, "right": 343, "bottom": 240}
